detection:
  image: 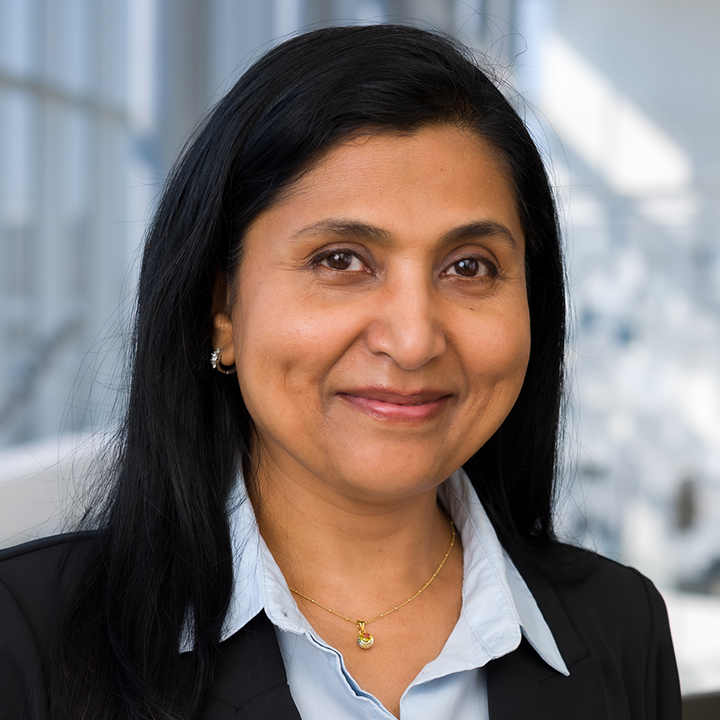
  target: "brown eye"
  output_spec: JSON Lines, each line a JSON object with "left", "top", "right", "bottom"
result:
{"left": 325, "top": 252, "right": 353, "bottom": 270}
{"left": 448, "top": 258, "right": 488, "bottom": 277}
{"left": 317, "top": 251, "right": 366, "bottom": 272}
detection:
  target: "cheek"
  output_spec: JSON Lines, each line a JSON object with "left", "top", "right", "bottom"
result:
{"left": 459, "top": 304, "right": 531, "bottom": 414}
{"left": 232, "top": 287, "right": 356, "bottom": 415}
{"left": 474, "top": 307, "right": 530, "bottom": 376}
{"left": 501, "top": 318, "right": 532, "bottom": 380}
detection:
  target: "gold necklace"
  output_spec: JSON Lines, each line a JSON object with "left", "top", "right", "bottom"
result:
{"left": 289, "top": 515, "right": 455, "bottom": 650}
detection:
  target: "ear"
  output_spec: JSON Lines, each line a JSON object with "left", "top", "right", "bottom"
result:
{"left": 211, "top": 271, "right": 236, "bottom": 367}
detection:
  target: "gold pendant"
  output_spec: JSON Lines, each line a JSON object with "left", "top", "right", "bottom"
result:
{"left": 356, "top": 620, "right": 374, "bottom": 649}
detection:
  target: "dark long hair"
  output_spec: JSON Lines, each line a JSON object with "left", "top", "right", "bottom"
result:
{"left": 54, "top": 24, "right": 566, "bottom": 719}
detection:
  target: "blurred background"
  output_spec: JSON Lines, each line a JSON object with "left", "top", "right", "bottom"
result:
{"left": 0, "top": 0, "right": 718, "bottom": 709}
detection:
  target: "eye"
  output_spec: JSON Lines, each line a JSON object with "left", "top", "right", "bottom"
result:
{"left": 315, "top": 250, "right": 367, "bottom": 272}
{"left": 445, "top": 257, "right": 496, "bottom": 278}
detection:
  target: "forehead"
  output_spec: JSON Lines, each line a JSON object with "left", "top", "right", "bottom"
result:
{"left": 288, "top": 125, "right": 514, "bottom": 196}
{"left": 248, "top": 125, "right": 523, "bottom": 249}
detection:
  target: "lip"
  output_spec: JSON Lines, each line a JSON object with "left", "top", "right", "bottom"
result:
{"left": 337, "top": 387, "right": 452, "bottom": 422}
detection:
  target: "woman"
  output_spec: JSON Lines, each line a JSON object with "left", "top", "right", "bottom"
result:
{"left": 0, "top": 24, "right": 679, "bottom": 720}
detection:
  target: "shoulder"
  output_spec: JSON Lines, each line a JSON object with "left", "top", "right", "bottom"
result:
{"left": 517, "top": 543, "right": 672, "bottom": 645}
{"left": 0, "top": 532, "right": 99, "bottom": 718}
{"left": 0, "top": 532, "right": 99, "bottom": 616}
{"left": 516, "top": 542, "right": 681, "bottom": 719}
{"left": 0, "top": 532, "right": 99, "bottom": 657}
{"left": 0, "top": 530, "right": 98, "bottom": 570}
{"left": 540, "top": 544, "right": 669, "bottom": 631}
{"left": 541, "top": 542, "right": 661, "bottom": 596}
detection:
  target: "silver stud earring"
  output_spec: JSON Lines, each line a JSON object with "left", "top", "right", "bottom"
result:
{"left": 210, "top": 347, "right": 236, "bottom": 375}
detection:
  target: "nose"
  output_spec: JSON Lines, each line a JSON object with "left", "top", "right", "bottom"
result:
{"left": 365, "top": 277, "right": 446, "bottom": 370}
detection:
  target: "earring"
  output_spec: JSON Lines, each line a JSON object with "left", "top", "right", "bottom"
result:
{"left": 210, "top": 347, "right": 236, "bottom": 375}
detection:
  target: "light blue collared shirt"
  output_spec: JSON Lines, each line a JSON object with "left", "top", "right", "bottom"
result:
{"left": 187, "top": 469, "right": 568, "bottom": 719}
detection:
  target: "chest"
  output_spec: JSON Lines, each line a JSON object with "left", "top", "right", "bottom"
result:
{"left": 291, "top": 551, "right": 464, "bottom": 717}
{"left": 278, "top": 621, "right": 491, "bottom": 720}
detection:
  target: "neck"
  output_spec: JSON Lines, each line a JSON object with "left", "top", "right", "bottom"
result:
{"left": 246, "top": 457, "right": 454, "bottom": 618}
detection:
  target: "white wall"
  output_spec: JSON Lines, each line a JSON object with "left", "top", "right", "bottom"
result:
{"left": 0, "top": 435, "right": 93, "bottom": 548}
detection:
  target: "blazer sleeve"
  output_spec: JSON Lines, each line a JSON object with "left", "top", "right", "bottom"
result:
{"left": 0, "top": 578, "right": 49, "bottom": 720}
{"left": 632, "top": 569, "right": 682, "bottom": 720}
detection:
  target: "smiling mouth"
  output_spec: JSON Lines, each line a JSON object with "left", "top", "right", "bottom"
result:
{"left": 337, "top": 389, "right": 452, "bottom": 421}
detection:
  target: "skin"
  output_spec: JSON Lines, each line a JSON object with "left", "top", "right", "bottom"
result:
{"left": 212, "top": 125, "right": 530, "bottom": 716}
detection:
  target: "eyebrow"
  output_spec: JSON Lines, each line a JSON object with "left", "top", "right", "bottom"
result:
{"left": 440, "top": 220, "right": 521, "bottom": 252}
{"left": 291, "top": 218, "right": 521, "bottom": 251}
{"left": 291, "top": 219, "right": 391, "bottom": 243}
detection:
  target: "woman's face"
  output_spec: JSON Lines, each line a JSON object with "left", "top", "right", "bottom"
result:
{"left": 213, "top": 125, "right": 530, "bottom": 505}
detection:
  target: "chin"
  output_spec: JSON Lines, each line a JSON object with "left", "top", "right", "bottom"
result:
{"left": 328, "top": 450, "right": 461, "bottom": 501}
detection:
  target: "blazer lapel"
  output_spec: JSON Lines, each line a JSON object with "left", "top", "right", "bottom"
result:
{"left": 487, "top": 552, "right": 610, "bottom": 720}
{"left": 487, "top": 638, "right": 609, "bottom": 719}
{"left": 199, "top": 611, "right": 302, "bottom": 720}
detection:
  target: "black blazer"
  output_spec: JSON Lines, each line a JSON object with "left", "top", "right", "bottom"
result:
{"left": 0, "top": 534, "right": 681, "bottom": 719}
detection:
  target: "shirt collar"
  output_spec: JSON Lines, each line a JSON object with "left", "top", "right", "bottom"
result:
{"left": 188, "top": 469, "right": 568, "bottom": 677}
{"left": 438, "top": 471, "right": 568, "bottom": 676}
